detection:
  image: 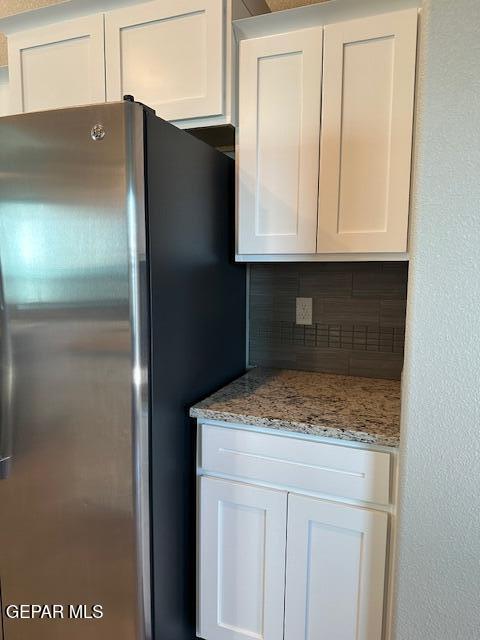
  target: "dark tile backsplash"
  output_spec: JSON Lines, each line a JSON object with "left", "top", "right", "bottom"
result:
{"left": 249, "top": 262, "right": 408, "bottom": 379}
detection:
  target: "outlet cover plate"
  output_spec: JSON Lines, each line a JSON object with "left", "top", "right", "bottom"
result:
{"left": 296, "top": 297, "right": 313, "bottom": 326}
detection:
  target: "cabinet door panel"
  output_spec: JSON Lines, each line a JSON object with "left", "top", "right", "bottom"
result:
{"left": 199, "top": 477, "right": 287, "bottom": 640}
{"left": 318, "top": 9, "right": 417, "bottom": 253}
{"left": 238, "top": 28, "right": 322, "bottom": 255}
{"left": 284, "top": 494, "right": 387, "bottom": 640}
{"left": 105, "top": 0, "right": 223, "bottom": 122}
{"left": 8, "top": 15, "right": 105, "bottom": 114}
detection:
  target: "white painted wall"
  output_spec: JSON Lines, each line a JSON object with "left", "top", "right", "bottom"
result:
{"left": 393, "top": 1, "right": 480, "bottom": 639}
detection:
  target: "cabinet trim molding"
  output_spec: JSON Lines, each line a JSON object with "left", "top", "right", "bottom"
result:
{"left": 235, "top": 251, "right": 409, "bottom": 262}
{"left": 234, "top": 0, "right": 420, "bottom": 41}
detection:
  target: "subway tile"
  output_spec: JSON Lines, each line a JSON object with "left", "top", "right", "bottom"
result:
{"left": 249, "top": 262, "right": 407, "bottom": 380}
{"left": 249, "top": 294, "right": 275, "bottom": 321}
{"left": 380, "top": 300, "right": 407, "bottom": 328}
{"left": 349, "top": 352, "right": 404, "bottom": 379}
{"left": 346, "top": 262, "right": 383, "bottom": 273}
{"left": 250, "top": 294, "right": 296, "bottom": 323}
{"left": 249, "top": 330, "right": 281, "bottom": 348}
{"left": 253, "top": 277, "right": 298, "bottom": 298}
{"left": 298, "top": 269, "right": 352, "bottom": 298}
{"left": 249, "top": 345, "right": 296, "bottom": 369}
{"left": 352, "top": 263, "right": 408, "bottom": 299}
{"left": 273, "top": 297, "right": 296, "bottom": 322}
{"left": 316, "top": 298, "right": 381, "bottom": 325}
{"left": 294, "top": 346, "right": 350, "bottom": 376}
{"left": 312, "top": 296, "right": 323, "bottom": 323}
{"left": 381, "top": 261, "right": 409, "bottom": 273}
{"left": 299, "top": 262, "right": 355, "bottom": 273}
{"left": 250, "top": 264, "right": 299, "bottom": 292}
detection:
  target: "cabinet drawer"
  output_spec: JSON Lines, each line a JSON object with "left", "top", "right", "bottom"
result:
{"left": 200, "top": 424, "right": 391, "bottom": 505}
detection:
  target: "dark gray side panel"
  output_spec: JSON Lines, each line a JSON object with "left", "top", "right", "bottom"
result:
{"left": 145, "top": 112, "right": 246, "bottom": 640}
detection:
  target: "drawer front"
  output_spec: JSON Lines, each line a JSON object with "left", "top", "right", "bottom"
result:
{"left": 200, "top": 424, "right": 391, "bottom": 505}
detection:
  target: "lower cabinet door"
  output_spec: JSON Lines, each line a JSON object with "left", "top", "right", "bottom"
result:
{"left": 284, "top": 494, "right": 388, "bottom": 640}
{"left": 199, "top": 476, "right": 287, "bottom": 640}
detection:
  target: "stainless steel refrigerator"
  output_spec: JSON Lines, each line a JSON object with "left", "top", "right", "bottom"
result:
{"left": 0, "top": 100, "right": 246, "bottom": 640}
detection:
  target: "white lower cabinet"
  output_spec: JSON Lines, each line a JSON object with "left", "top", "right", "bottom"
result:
{"left": 199, "top": 476, "right": 287, "bottom": 640}
{"left": 198, "top": 424, "right": 393, "bottom": 640}
{"left": 284, "top": 494, "right": 388, "bottom": 640}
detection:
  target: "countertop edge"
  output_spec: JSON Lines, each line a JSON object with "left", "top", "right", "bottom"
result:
{"left": 190, "top": 407, "right": 400, "bottom": 449}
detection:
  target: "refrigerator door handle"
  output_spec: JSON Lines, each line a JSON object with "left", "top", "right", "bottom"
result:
{"left": 0, "top": 258, "right": 13, "bottom": 480}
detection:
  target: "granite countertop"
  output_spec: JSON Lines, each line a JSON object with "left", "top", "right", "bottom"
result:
{"left": 190, "top": 368, "right": 401, "bottom": 447}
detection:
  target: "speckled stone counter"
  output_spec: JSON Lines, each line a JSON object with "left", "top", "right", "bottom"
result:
{"left": 190, "top": 368, "right": 401, "bottom": 448}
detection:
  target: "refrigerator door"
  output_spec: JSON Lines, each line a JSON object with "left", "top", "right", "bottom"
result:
{"left": 0, "top": 103, "right": 150, "bottom": 639}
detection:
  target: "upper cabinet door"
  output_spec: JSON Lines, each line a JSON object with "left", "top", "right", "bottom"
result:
{"left": 105, "top": 0, "right": 223, "bottom": 122}
{"left": 237, "top": 28, "right": 323, "bottom": 255}
{"left": 8, "top": 15, "right": 105, "bottom": 114}
{"left": 284, "top": 494, "right": 388, "bottom": 640}
{"left": 317, "top": 9, "right": 418, "bottom": 253}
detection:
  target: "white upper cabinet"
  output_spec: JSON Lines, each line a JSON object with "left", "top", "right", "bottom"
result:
{"left": 318, "top": 9, "right": 418, "bottom": 253}
{"left": 236, "top": 5, "right": 418, "bottom": 260}
{"left": 8, "top": 15, "right": 106, "bottom": 114}
{"left": 237, "top": 28, "right": 323, "bottom": 255}
{"left": 105, "top": 0, "right": 224, "bottom": 124}
{"left": 284, "top": 494, "right": 388, "bottom": 640}
{"left": 0, "top": 0, "right": 269, "bottom": 125}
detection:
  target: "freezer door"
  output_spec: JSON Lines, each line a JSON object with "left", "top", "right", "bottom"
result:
{"left": 0, "top": 103, "right": 150, "bottom": 639}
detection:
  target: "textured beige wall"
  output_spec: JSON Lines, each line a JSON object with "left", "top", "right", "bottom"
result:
{"left": 393, "top": 1, "right": 480, "bottom": 638}
{"left": 0, "top": 0, "right": 326, "bottom": 66}
{"left": 0, "top": 0, "right": 66, "bottom": 66}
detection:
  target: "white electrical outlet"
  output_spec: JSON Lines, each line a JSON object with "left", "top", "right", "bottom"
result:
{"left": 296, "top": 297, "right": 313, "bottom": 326}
